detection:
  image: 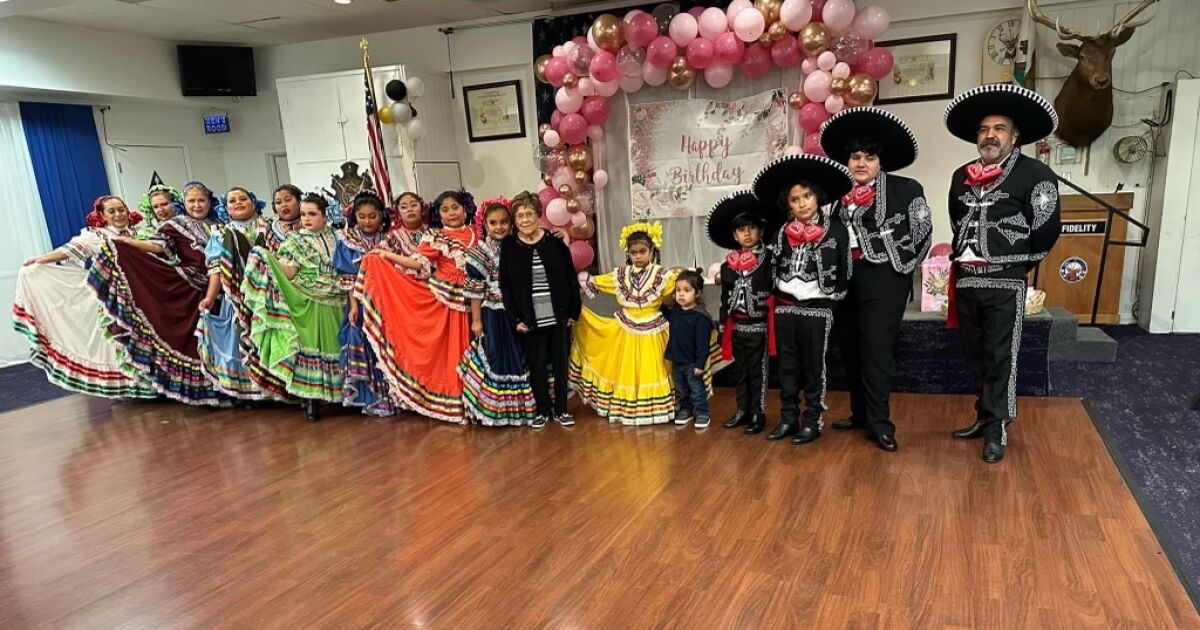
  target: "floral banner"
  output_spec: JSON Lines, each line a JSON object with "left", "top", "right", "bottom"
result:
{"left": 629, "top": 89, "right": 787, "bottom": 220}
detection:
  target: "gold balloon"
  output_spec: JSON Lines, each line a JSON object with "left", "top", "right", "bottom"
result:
{"left": 569, "top": 216, "right": 596, "bottom": 241}
{"left": 567, "top": 144, "right": 593, "bottom": 171}
{"left": 758, "top": 32, "right": 773, "bottom": 47}
{"left": 591, "top": 14, "right": 625, "bottom": 54}
{"left": 534, "top": 54, "right": 553, "bottom": 84}
{"left": 755, "top": 0, "right": 781, "bottom": 24}
{"left": 378, "top": 106, "right": 394, "bottom": 124}
{"left": 543, "top": 174, "right": 554, "bottom": 186}
{"left": 574, "top": 169, "right": 590, "bottom": 185}
{"left": 538, "top": 123, "right": 552, "bottom": 138}
{"left": 847, "top": 73, "right": 877, "bottom": 105}
{"left": 562, "top": 72, "right": 578, "bottom": 89}
{"left": 668, "top": 65, "right": 695, "bottom": 90}
{"left": 768, "top": 21, "right": 789, "bottom": 42}
{"left": 566, "top": 199, "right": 582, "bottom": 214}
{"left": 787, "top": 91, "right": 807, "bottom": 111}
{"left": 799, "top": 23, "right": 830, "bottom": 57}
{"left": 830, "top": 78, "right": 849, "bottom": 96}
{"left": 559, "top": 184, "right": 575, "bottom": 199}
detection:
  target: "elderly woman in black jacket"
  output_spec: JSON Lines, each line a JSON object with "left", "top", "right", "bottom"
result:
{"left": 498, "top": 191, "right": 583, "bottom": 428}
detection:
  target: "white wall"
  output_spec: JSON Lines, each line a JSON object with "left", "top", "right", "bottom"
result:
{"left": 94, "top": 102, "right": 230, "bottom": 196}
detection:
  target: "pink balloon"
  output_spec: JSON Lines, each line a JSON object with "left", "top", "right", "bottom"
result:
{"left": 823, "top": 0, "right": 855, "bottom": 32}
{"left": 810, "top": 0, "right": 827, "bottom": 22}
{"left": 580, "top": 96, "right": 610, "bottom": 126}
{"left": 627, "top": 12, "right": 659, "bottom": 48}
{"left": 620, "top": 73, "right": 645, "bottom": 93}
{"left": 785, "top": 144, "right": 804, "bottom": 156}
{"left": 544, "top": 56, "right": 570, "bottom": 87}
{"left": 740, "top": 43, "right": 772, "bottom": 79}
{"left": 538, "top": 187, "right": 560, "bottom": 208}
{"left": 569, "top": 42, "right": 595, "bottom": 77}
{"left": 830, "top": 30, "right": 871, "bottom": 65}
{"left": 570, "top": 210, "right": 588, "bottom": 228}
{"left": 588, "top": 125, "right": 605, "bottom": 141}
{"left": 569, "top": 240, "right": 594, "bottom": 271}
{"left": 770, "top": 36, "right": 802, "bottom": 68}
{"left": 705, "top": 63, "right": 734, "bottom": 88}
{"left": 698, "top": 7, "right": 729, "bottom": 39}
{"left": 817, "top": 50, "right": 837, "bottom": 71}
{"left": 860, "top": 46, "right": 895, "bottom": 80}
{"left": 687, "top": 7, "right": 705, "bottom": 19}
{"left": 594, "top": 77, "right": 620, "bottom": 97}
{"left": 798, "top": 101, "right": 831, "bottom": 132}
{"left": 555, "top": 87, "right": 583, "bottom": 114}
{"left": 589, "top": 50, "right": 618, "bottom": 83}
{"left": 714, "top": 32, "right": 746, "bottom": 65}
{"left": 669, "top": 12, "right": 699, "bottom": 47}
{"left": 801, "top": 58, "right": 818, "bottom": 74}
{"left": 552, "top": 166, "right": 575, "bottom": 190}
{"left": 541, "top": 214, "right": 555, "bottom": 230}
{"left": 832, "top": 61, "right": 851, "bottom": 79}
{"left": 803, "top": 70, "right": 833, "bottom": 102}
{"left": 803, "top": 132, "right": 826, "bottom": 156}
{"left": 852, "top": 5, "right": 891, "bottom": 40}
{"left": 706, "top": 262, "right": 722, "bottom": 281}
{"left": 726, "top": 0, "right": 753, "bottom": 25}
{"left": 624, "top": 9, "right": 645, "bottom": 22}
{"left": 543, "top": 129, "right": 561, "bottom": 148}
{"left": 733, "top": 6, "right": 766, "bottom": 42}
{"left": 646, "top": 36, "right": 678, "bottom": 69}
{"left": 558, "top": 113, "right": 589, "bottom": 145}
{"left": 686, "top": 37, "right": 716, "bottom": 69}
{"left": 930, "top": 242, "right": 953, "bottom": 258}
{"left": 587, "top": 30, "right": 601, "bottom": 52}
{"left": 550, "top": 109, "right": 563, "bottom": 130}
{"left": 824, "top": 94, "right": 844, "bottom": 113}
{"left": 780, "top": 0, "right": 814, "bottom": 30}
{"left": 547, "top": 198, "right": 571, "bottom": 227}
{"left": 643, "top": 61, "right": 669, "bottom": 86}
{"left": 552, "top": 45, "right": 566, "bottom": 58}
{"left": 593, "top": 169, "right": 609, "bottom": 190}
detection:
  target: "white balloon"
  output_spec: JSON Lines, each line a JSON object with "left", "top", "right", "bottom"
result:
{"left": 390, "top": 102, "right": 412, "bottom": 124}
{"left": 594, "top": 78, "right": 620, "bottom": 97}
{"left": 578, "top": 77, "right": 596, "bottom": 96}
{"left": 406, "top": 76, "right": 426, "bottom": 98}
{"left": 555, "top": 87, "right": 583, "bottom": 113}
{"left": 620, "top": 73, "right": 645, "bottom": 93}
{"left": 407, "top": 118, "right": 426, "bottom": 141}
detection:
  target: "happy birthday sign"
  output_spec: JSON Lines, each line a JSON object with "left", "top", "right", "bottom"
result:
{"left": 628, "top": 89, "right": 787, "bottom": 219}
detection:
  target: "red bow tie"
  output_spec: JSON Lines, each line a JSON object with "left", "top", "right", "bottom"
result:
{"left": 785, "top": 221, "right": 825, "bottom": 247}
{"left": 965, "top": 162, "right": 1004, "bottom": 187}
{"left": 725, "top": 250, "right": 758, "bottom": 273}
{"left": 841, "top": 185, "right": 875, "bottom": 208}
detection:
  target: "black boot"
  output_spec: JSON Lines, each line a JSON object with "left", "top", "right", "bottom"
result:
{"left": 745, "top": 413, "right": 766, "bottom": 435}
{"left": 723, "top": 411, "right": 750, "bottom": 429}
{"left": 791, "top": 424, "right": 821, "bottom": 445}
{"left": 305, "top": 400, "right": 321, "bottom": 422}
{"left": 767, "top": 422, "right": 796, "bottom": 441}
{"left": 982, "top": 441, "right": 1005, "bottom": 463}
{"left": 832, "top": 417, "right": 865, "bottom": 431}
{"left": 954, "top": 418, "right": 1011, "bottom": 440}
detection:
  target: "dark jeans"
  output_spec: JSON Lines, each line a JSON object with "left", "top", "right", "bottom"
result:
{"left": 672, "top": 363, "right": 710, "bottom": 418}
{"left": 521, "top": 324, "right": 571, "bottom": 416}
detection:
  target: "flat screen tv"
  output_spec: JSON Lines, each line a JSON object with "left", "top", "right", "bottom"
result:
{"left": 178, "top": 45, "right": 257, "bottom": 97}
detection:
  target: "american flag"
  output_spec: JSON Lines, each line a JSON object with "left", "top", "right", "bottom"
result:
{"left": 363, "top": 66, "right": 394, "bottom": 206}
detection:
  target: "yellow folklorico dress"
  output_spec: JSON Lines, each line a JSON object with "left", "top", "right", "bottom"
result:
{"left": 569, "top": 264, "right": 679, "bottom": 426}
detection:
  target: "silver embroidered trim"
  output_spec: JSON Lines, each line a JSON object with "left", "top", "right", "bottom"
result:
{"left": 1031, "top": 180, "right": 1058, "bottom": 231}
{"left": 733, "top": 322, "right": 768, "bottom": 334}
{"left": 775, "top": 306, "right": 833, "bottom": 419}
{"left": 956, "top": 275, "right": 1024, "bottom": 429}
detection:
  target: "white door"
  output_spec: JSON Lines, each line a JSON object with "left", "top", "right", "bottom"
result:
{"left": 278, "top": 79, "right": 348, "bottom": 167}
{"left": 1173, "top": 114, "right": 1200, "bottom": 332}
{"left": 112, "top": 145, "right": 188, "bottom": 199}
{"left": 268, "top": 153, "right": 291, "bottom": 190}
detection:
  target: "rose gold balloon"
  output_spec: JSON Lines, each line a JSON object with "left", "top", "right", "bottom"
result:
{"left": 566, "top": 199, "right": 582, "bottom": 214}
{"left": 830, "top": 77, "right": 849, "bottom": 96}
{"left": 543, "top": 174, "right": 554, "bottom": 186}
{"left": 558, "top": 184, "right": 575, "bottom": 199}
{"left": 574, "top": 169, "right": 590, "bottom": 185}
{"left": 567, "top": 144, "right": 593, "bottom": 171}
{"left": 755, "top": 0, "right": 781, "bottom": 24}
{"left": 570, "top": 216, "right": 596, "bottom": 240}
{"left": 799, "top": 23, "right": 830, "bottom": 57}
{"left": 768, "top": 21, "right": 789, "bottom": 42}
{"left": 534, "top": 54, "right": 552, "bottom": 84}
{"left": 562, "top": 72, "right": 578, "bottom": 89}
{"left": 787, "top": 91, "right": 807, "bottom": 110}
{"left": 590, "top": 14, "right": 626, "bottom": 54}
{"left": 538, "top": 123, "right": 552, "bottom": 137}
{"left": 668, "top": 58, "right": 695, "bottom": 91}
{"left": 847, "top": 73, "right": 877, "bottom": 105}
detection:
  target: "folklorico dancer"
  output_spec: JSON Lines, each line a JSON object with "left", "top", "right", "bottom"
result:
{"left": 136, "top": 185, "right": 183, "bottom": 240}
{"left": 943, "top": 83, "right": 1062, "bottom": 463}
{"left": 820, "top": 107, "right": 932, "bottom": 453}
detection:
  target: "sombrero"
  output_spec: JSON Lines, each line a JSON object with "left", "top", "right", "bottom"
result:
{"left": 943, "top": 83, "right": 1058, "bottom": 145}
{"left": 752, "top": 154, "right": 854, "bottom": 214}
{"left": 706, "top": 190, "right": 777, "bottom": 250}
{"left": 819, "top": 107, "right": 918, "bottom": 171}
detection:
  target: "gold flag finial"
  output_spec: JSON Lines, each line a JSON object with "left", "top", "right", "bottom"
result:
{"left": 359, "top": 36, "right": 368, "bottom": 52}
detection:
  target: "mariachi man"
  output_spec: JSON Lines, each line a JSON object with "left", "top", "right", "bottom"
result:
{"left": 819, "top": 107, "right": 931, "bottom": 453}
{"left": 943, "top": 84, "right": 1062, "bottom": 463}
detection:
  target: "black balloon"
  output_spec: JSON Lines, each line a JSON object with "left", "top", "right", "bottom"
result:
{"left": 652, "top": 3, "right": 677, "bottom": 35}
{"left": 385, "top": 79, "right": 407, "bottom": 101}
{"left": 409, "top": 105, "right": 418, "bottom": 119}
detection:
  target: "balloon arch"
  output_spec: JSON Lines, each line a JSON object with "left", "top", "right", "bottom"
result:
{"left": 532, "top": 0, "right": 894, "bottom": 274}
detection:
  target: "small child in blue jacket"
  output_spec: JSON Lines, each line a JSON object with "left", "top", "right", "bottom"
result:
{"left": 663, "top": 269, "right": 716, "bottom": 428}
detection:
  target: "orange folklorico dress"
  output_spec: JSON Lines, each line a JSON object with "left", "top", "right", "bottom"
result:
{"left": 356, "top": 225, "right": 477, "bottom": 423}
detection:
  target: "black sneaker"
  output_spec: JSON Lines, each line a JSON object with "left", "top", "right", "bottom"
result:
{"left": 530, "top": 415, "right": 549, "bottom": 429}
{"left": 673, "top": 408, "right": 694, "bottom": 425}
{"left": 555, "top": 412, "right": 575, "bottom": 427}
{"left": 694, "top": 415, "right": 711, "bottom": 429}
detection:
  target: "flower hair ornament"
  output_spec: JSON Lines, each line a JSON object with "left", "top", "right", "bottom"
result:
{"left": 429, "top": 190, "right": 478, "bottom": 229}
{"left": 85, "top": 195, "right": 142, "bottom": 229}
{"left": 619, "top": 221, "right": 664, "bottom": 251}
{"left": 394, "top": 191, "right": 429, "bottom": 228}
{"left": 138, "top": 184, "right": 184, "bottom": 218}
{"left": 214, "top": 187, "right": 267, "bottom": 223}
{"left": 474, "top": 195, "right": 512, "bottom": 239}
{"left": 181, "top": 181, "right": 220, "bottom": 221}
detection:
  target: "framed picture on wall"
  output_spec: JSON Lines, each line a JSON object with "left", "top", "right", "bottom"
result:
{"left": 462, "top": 80, "right": 527, "bottom": 142}
{"left": 874, "top": 34, "right": 957, "bottom": 105}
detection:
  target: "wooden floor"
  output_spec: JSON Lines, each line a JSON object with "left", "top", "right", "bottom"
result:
{"left": 0, "top": 391, "right": 1196, "bottom": 629}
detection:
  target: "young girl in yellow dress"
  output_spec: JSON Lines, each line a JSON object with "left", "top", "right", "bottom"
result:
{"left": 570, "top": 222, "right": 681, "bottom": 426}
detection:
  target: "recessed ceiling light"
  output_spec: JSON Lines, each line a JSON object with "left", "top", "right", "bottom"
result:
{"left": 334, "top": 0, "right": 351, "bottom": 4}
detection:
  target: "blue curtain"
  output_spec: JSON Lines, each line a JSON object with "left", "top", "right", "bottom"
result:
{"left": 19, "top": 102, "right": 110, "bottom": 248}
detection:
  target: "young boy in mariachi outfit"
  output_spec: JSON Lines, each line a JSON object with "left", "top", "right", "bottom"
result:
{"left": 706, "top": 190, "right": 777, "bottom": 435}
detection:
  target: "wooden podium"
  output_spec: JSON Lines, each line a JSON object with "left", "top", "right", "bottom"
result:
{"left": 1031, "top": 192, "right": 1132, "bottom": 325}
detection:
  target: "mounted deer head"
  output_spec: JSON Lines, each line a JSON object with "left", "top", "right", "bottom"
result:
{"left": 1027, "top": 0, "right": 1158, "bottom": 147}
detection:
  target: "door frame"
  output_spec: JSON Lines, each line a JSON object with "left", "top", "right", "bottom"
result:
{"left": 107, "top": 143, "right": 192, "bottom": 200}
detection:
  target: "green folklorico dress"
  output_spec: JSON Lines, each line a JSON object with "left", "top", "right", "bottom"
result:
{"left": 242, "top": 227, "right": 347, "bottom": 402}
